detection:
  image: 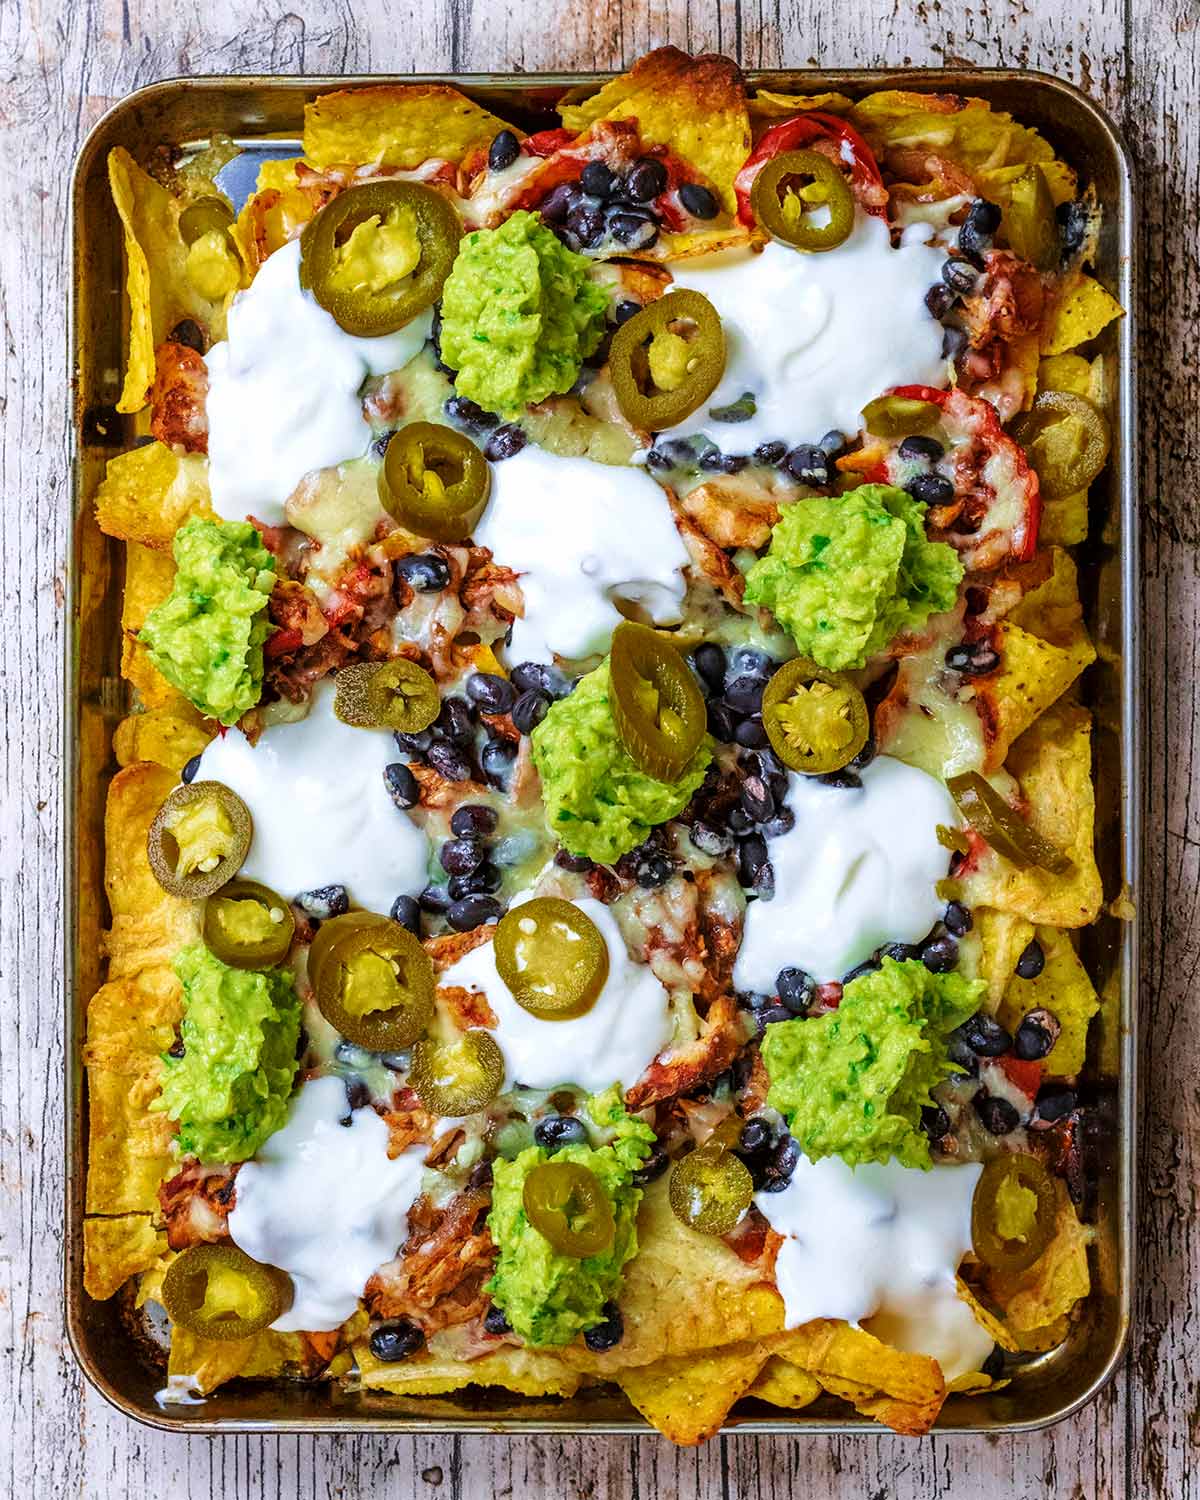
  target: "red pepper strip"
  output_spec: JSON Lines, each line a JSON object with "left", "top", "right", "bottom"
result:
{"left": 734, "top": 112, "right": 887, "bottom": 227}
{"left": 264, "top": 627, "right": 303, "bottom": 658}
{"left": 995, "top": 1054, "right": 1044, "bottom": 1099}
{"left": 522, "top": 127, "right": 577, "bottom": 158}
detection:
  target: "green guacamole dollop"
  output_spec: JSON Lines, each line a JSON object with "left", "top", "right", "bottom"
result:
{"left": 438, "top": 210, "right": 609, "bottom": 416}
{"left": 139, "top": 516, "right": 277, "bottom": 726}
{"left": 531, "top": 659, "right": 713, "bottom": 864}
{"left": 743, "top": 484, "right": 963, "bottom": 672}
{"left": 761, "top": 958, "right": 985, "bottom": 1170}
{"left": 486, "top": 1088, "right": 655, "bottom": 1346}
{"left": 157, "top": 945, "right": 301, "bottom": 1164}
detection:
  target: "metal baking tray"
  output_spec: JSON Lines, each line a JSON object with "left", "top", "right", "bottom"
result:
{"left": 65, "top": 66, "right": 1139, "bottom": 1436}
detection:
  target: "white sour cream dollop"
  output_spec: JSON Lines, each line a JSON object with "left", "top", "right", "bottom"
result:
{"left": 473, "top": 446, "right": 689, "bottom": 665}
{"left": 733, "top": 755, "right": 959, "bottom": 987}
{"left": 756, "top": 1153, "right": 992, "bottom": 1382}
{"left": 198, "top": 679, "right": 428, "bottom": 912}
{"left": 205, "top": 237, "right": 432, "bottom": 527}
{"left": 668, "top": 217, "right": 948, "bottom": 452}
{"left": 438, "top": 896, "right": 675, "bottom": 1092}
{"left": 228, "top": 1076, "right": 425, "bottom": 1332}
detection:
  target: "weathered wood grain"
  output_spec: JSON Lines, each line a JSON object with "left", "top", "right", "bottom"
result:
{"left": 0, "top": 0, "right": 1192, "bottom": 1495}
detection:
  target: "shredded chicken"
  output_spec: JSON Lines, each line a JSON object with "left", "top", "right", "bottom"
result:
{"left": 150, "top": 341, "right": 209, "bottom": 454}
{"left": 157, "top": 1160, "right": 238, "bottom": 1250}
{"left": 365, "top": 1184, "right": 495, "bottom": 1334}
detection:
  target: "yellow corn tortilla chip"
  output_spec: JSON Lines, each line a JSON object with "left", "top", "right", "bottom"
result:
{"left": 749, "top": 89, "right": 854, "bottom": 120}
{"left": 560, "top": 48, "right": 750, "bottom": 214}
{"left": 851, "top": 91, "right": 1057, "bottom": 173}
{"left": 984, "top": 1189, "right": 1092, "bottom": 1335}
{"left": 86, "top": 1064, "right": 176, "bottom": 1213}
{"left": 947, "top": 1369, "right": 1008, "bottom": 1394}
{"left": 972, "top": 907, "right": 1035, "bottom": 1011}
{"left": 109, "top": 148, "right": 232, "bottom": 412}
{"left": 954, "top": 701, "right": 1102, "bottom": 928}
{"left": 114, "top": 704, "right": 213, "bottom": 772}
{"left": 656, "top": 222, "right": 758, "bottom": 261}
{"left": 304, "top": 84, "right": 516, "bottom": 172}
{"left": 815, "top": 1372, "right": 944, "bottom": 1436}
{"left": 1041, "top": 272, "right": 1124, "bottom": 355}
{"left": 120, "top": 539, "right": 190, "bottom": 709}
{"left": 980, "top": 619, "right": 1095, "bottom": 771}
{"left": 997, "top": 925, "right": 1100, "bottom": 1075}
{"left": 772, "top": 1319, "right": 945, "bottom": 1411}
{"left": 83, "top": 1215, "right": 167, "bottom": 1300}
{"left": 1009, "top": 547, "right": 1089, "bottom": 649}
{"left": 94, "top": 441, "right": 213, "bottom": 549}
{"left": 616, "top": 1340, "right": 769, "bottom": 1444}
{"left": 956, "top": 1275, "right": 1018, "bottom": 1353}
{"left": 85, "top": 964, "right": 182, "bottom": 1074}
{"left": 167, "top": 1325, "right": 313, "bottom": 1393}
{"left": 356, "top": 1341, "right": 583, "bottom": 1398}
{"left": 745, "top": 1355, "right": 822, "bottom": 1409}
{"left": 560, "top": 1177, "right": 783, "bottom": 1372}
{"left": 1011, "top": 1314, "right": 1070, "bottom": 1352}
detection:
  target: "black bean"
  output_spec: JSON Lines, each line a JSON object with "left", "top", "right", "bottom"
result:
{"left": 699, "top": 446, "right": 728, "bottom": 472}
{"left": 754, "top": 858, "right": 776, "bottom": 901}
{"left": 965, "top": 198, "right": 1002, "bottom": 236}
{"left": 757, "top": 1004, "right": 794, "bottom": 1029}
{"left": 690, "top": 821, "right": 732, "bottom": 857}
{"left": 168, "top": 318, "right": 205, "bottom": 353}
{"left": 1014, "top": 1012, "right": 1057, "bottom": 1061}
{"left": 512, "top": 688, "right": 551, "bottom": 735}
{"left": 733, "top": 715, "right": 768, "bottom": 750}
{"left": 534, "top": 1114, "right": 590, "bottom": 1151}
{"left": 740, "top": 774, "right": 775, "bottom": 824}
{"left": 1015, "top": 939, "right": 1046, "bottom": 979}
{"left": 725, "top": 674, "right": 766, "bottom": 716}
{"left": 943, "top": 900, "right": 973, "bottom": 936}
{"left": 181, "top": 754, "right": 201, "bottom": 784}
{"left": 418, "top": 883, "right": 452, "bottom": 915}
{"left": 613, "top": 298, "right": 642, "bottom": 326}
{"left": 730, "top": 646, "right": 774, "bottom": 678}
{"left": 554, "top": 847, "right": 594, "bottom": 873}
{"left": 294, "top": 884, "right": 349, "bottom": 920}
{"left": 565, "top": 203, "right": 606, "bottom": 248}
{"left": 738, "top": 832, "right": 768, "bottom": 887}
{"left": 439, "top": 838, "right": 484, "bottom": 877}
{"left": 384, "top": 762, "right": 421, "bottom": 810}
{"left": 511, "top": 661, "right": 571, "bottom": 698}
{"left": 167, "top": 1037, "right": 186, "bottom": 1058}
{"left": 818, "top": 429, "right": 848, "bottom": 457}
{"left": 754, "top": 440, "right": 788, "bottom": 466}
{"left": 740, "top": 990, "right": 773, "bottom": 1013}
{"left": 776, "top": 966, "right": 815, "bottom": 1015}
{"left": 623, "top": 157, "right": 666, "bottom": 203}
{"left": 466, "top": 672, "right": 517, "bottom": 715}
{"left": 389, "top": 894, "right": 421, "bottom": 936}
{"left": 394, "top": 727, "right": 434, "bottom": 758}
{"left": 1056, "top": 199, "right": 1090, "bottom": 258}
{"left": 973, "top": 1091, "right": 1020, "bottom": 1135}
{"left": 946, "top": 1033, "right": 979, "bottom": 1077}
{"left": 898, "top": 434, "right": 945, "bottom": 462}
{"left": 958, "top": 220, "right": 993, "bottom": 265}
{"left": 818, "top": 768, "right": 862, "bottom": 789}
{"left": 488, "top": 129, "right": 520, "bottom": 172}
{"left": 679, "top": 181, "right": 719, "bottom": 219}
{"left": 921, "top": 1103, "right": 951, "bottom": 1141}
{"left": 481, "top": 736, "right": 517, "bottom": 787}
{"left": 925, "top": 282, "right": 958, "bottom": 320}
{"left": 958, "top": 1011, "right": 1012, "bottom": 1057}
{"left": 369, "top": 1321, "right": 426, "bottom": 1361}
{"left": 848, "top": 736, "right": 877, "bottom": 771}
{"left": 484, "top": 424, "right": 527, "bottom": 462}
{"left": 483, "top": 1304, "right": 512, "bottom": 1335}
{"left": 443, "top": 395, "right": 499, "bottom": 431}
{"left": 583, "top": 1302, "right": 624, "bottom": 1352}
{"left": 437, "top": 697, "right": 476, "bottom": 746}
{"left": 843, "top": 958, "right": 881, "bottom": 986}
{"left": 539, "top": 182, "right": 576, "bottom": 224}
{"left": 1034, "top": 1084, "right": 1076, "bottom": 1123}
{"left": 632, "top": 1147, "right": 670, "bottom": 1186}
{"left": 427, "top": 741, "right": 474, "bottom": 782}
{"left": 944, "top": 641, "right": 1001, "bottom": 676}
{"left": 580, "top": 160, "right": 618, "bottom": 198}
{"left": 764, "top": 1135, "right": 800, "bottom": 1186}
{"left": 396, "top": 552, "right": 451, "bottom": 592}
{"left": 344, "top": 1077, "right": 371, "bottom": 1113}
{"left": 449, "top": 861, "right": 502, "bottom": 900}
{"left": 706, "top": 699, "right": 739, "bottom": 742}
{"left": 448, "top": 894, "right": 503, "bottom": 931}
{"left": 691, "top": 642, "right": 726, "bottom": 695}
{"left": 760, "top": 807, "right": 795, "bottom": 840}
{"left": 738, "top": 1118, "right": 773, "bottom": 1156}
{"left": 942, "top": 325, "right": 969, "bottom": 361}
{"left": 451, "top": 803, "right": 499, "bottom": 839}
{"left": 635, "top": 853, "right": 674, "bottom": 889}
{"left": 784, "top": 444, "right": 831, "bottom": 487}
{"left": 372, "top": 427, "right": 399, "bottom": 459}
{"left": 609, "top": 210, "right": 659, "bottom": 249}
{"left": 922, "top": 934, "right": 959, "bottom": 973}
{"left": 941, "top": 256, "right": 979, "bottom": 294}
{"left": 905, "top": 471, "right": 956, "bottom": 506}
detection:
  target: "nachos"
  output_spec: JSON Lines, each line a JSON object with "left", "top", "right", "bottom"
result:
{"left": 85, "top": 49, "right": 1121, "bottom": 1442}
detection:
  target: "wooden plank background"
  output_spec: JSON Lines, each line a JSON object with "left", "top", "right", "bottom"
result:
{"left": 0, "top": 0, "right": 1192, "bottom": 1494}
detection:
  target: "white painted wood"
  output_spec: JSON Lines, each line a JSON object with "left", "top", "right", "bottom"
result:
{"left": 1, "top": 0, "right": 1191, "bottom": 1493}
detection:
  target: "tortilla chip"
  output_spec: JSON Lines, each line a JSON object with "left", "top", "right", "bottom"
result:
{"left": 851, "top": 92, "right": 1057, "bottom": 174}
{"left": 560, "top": 1177, "right": 783, "bottom": 1372}
{"left": 616, "top": 1340, "right": 769, "bottom": 1444}
{"left": 86, "top": 1064, "right": 175, "bottom": 1213}
{"left": 996, "top": 925, "right": 1100, "bottom": 1075}
{"left": 1041, "top": 273, "right": 1124, "bottom": 356}
{"left": 973, "top": 908, "right": 1036, "bottom": 1011}
{"left": 984, "top": 1189, "right": 1092, "bottom": 1335}
{"left": 356, "top": 1341, "right": 583, "bottom": 1398}
{"left": 83, "top": 1215, "right": 167, "bottom": 1300}
{"left": 956, "top": 1275, "right": 1018, "bottom": 1353}
{"left": 85, "top": 964, "right": 182, "bottom": 1072}
{"left": 657, "top": 223, "right": 758, "bottom": 261}
{"left": 954, "top": 701, "right": 1103, "bottom": 928}
{"left": 1009, "top": 547, "right": 1090, "bottom": 649}
{"left": 745, "top": 1355, "right": 822, "bottom": 1409}
{"left": 109, "top": 148, "right": 231, "bottom": 412}
{"left": 947, "top": 1369, "right": 1008, "bottom": 1394}
{"left": 119, "top": 539, "right": 188, "bottom": 709}
{"left": 749, "top": 89, "right": 854, "bottom": 120}
{"left": 772, "top": 1319, "right": 945, "bottom": 1412}
{"left": 1011, "top": 1314, "right": 1070, "bottom": 1352}
{"left": 94, "top": 442, "right": 212, "bottom": 549}
{"left": 979, "top": 618, "right": 1095, "bottom": 770}
{"left": 560, "top": 48, "right": 750, "bottom": 214}
{"left": 815, "top": 1372, "right": 944, "bottom": 1436}
{"left": 167, "top": 1325, "right": 308, "bottom": 1393}
{"left": 304, "top": 84, "right": 515, "bottom": 172}
{"left": 113, "top": 704, "right": 213, "bottom": 772}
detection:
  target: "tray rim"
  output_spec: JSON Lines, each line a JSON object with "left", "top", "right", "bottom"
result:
{"left": 64, "top": 62, "right": 1140, "bottom": 1439}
